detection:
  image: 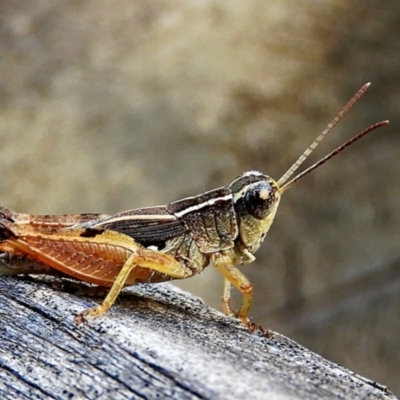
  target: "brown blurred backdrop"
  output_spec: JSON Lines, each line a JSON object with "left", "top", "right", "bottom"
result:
{"left": 0, "top": 0, "right": 399, "bottom": 394}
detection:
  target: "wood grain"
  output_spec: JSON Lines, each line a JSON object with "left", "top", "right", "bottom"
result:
{"left": 0, "top": 275, "right": 395, "bottom": 400}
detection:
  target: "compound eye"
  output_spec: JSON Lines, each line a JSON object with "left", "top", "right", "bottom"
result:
{"left": 244, "top": 182, "right": 275, "bottom": 219}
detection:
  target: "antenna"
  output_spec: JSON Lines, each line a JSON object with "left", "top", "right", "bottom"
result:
{"left": 277, "top": 83, "right": 371, "bottom": 187}
{"left": 279, "top": 120, "right": 389, "bottom": 193}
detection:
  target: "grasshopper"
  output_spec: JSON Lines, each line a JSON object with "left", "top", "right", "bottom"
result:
{"left": 0, "top": 83, "right": 388, "bottom": 332}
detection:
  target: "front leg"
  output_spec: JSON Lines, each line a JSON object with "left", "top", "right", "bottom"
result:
{"left": 212, "top": 253, "right": 270, "bottom": 336}
{"left": 212, "top": 253, "right": 254, "bottom": 330}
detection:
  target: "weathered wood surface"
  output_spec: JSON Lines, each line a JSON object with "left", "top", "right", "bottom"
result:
{"left": 0, "top": 276, "right": 395, "bottom": 400}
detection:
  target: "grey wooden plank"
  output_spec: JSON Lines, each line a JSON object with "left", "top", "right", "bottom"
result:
{"left": 0, "top": 276, "right": 396, "bottom": 400}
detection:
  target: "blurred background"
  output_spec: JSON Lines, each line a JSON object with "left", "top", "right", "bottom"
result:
{"left": 0, "top": 0, "right": 399, "bottom": 393}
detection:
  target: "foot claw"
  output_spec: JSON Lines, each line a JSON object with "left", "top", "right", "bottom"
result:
{"left": 74, "top": 306, "right": 97, "bottom": 324}
{"left": 74, "top": 303, "right": 108, "bottom": 324}
{"left": 258, "top": 325, "right": 273, "bottom": 339}
{"left": 74, "top": 313, "right": 86, "bottom": 324}
{"left": 236, "top": 315, "right": 272, "bottom": 338}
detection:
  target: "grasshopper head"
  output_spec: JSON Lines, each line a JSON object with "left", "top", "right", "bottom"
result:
{"left": 228, "top": 84, "right": 389, "bottom": 262}
{"left": 230, "top": 171, "right": 281, "bottom": 255}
